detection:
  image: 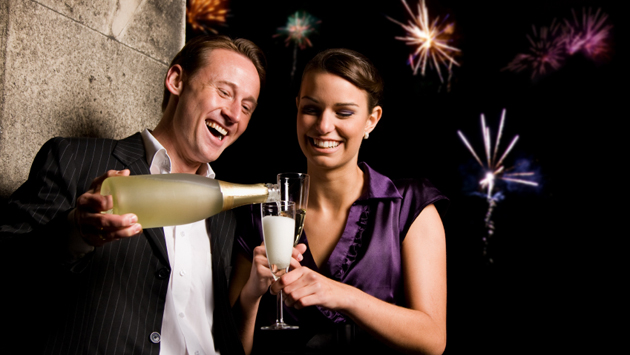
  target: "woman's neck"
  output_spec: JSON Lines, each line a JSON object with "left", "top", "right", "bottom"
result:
{"left": 307, "top": 162, "right": 365, "bottom": 211}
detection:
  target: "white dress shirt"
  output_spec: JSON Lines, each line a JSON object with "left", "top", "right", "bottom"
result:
{"left": 141, "top": 129, "right": 219, "bottom": 355}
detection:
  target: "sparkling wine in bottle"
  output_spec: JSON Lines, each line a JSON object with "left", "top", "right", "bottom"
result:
{"left": 100, "top": 173, "right": 279, "bottom": 228}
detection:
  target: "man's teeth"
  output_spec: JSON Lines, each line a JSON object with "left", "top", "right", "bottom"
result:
{"left": 206, "top": 121, "right": 227, "bottom": 140}
{"left": 313, "top": 139, "right": 340, "bottom": 148}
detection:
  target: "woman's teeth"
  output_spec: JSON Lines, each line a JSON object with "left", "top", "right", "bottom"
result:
{"left": 313, "top": 138, "right": 340, "bottom": 148}
{"left": 206, "top": 121, "right": 227, "bottom": 140}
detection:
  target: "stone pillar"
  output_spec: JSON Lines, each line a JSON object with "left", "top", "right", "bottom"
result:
{"left": 0, "top": 0, "right": 186, "bottom": 197}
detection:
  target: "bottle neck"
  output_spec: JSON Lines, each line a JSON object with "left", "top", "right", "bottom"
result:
{"left": 218, "top": 181, "right": 279, "bottom": 211}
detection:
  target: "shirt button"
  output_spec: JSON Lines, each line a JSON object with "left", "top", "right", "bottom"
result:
{"left": 149, "top": 332, "right": 161, "bottom": 343}
{"left": 195, "top": 351, "right": 200, "bottom": 355}
{"left": 155, "top": 267, "right": 170, "bottom": 280}
{"left": 179, "top": 312, "right": 185, "bottom": 318}
{"left": 179, "top": 270, "right": 186, "bottom": 276}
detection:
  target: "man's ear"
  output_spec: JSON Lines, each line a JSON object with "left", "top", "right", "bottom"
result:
{"left": 165, "top": 64, "right": 184, "bottom": 96}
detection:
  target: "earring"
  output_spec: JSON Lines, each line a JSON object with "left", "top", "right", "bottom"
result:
{"left": 363, "top": 132, "right": 369, "bottom": 140}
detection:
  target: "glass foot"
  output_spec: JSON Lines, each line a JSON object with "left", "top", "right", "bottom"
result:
{"left": 261, "top": 322, "right": 299, "bottom": 330}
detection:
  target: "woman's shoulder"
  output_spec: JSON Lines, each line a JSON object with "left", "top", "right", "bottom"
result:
{"left": 361, "top": 162, "right": 449, "bottom": 217}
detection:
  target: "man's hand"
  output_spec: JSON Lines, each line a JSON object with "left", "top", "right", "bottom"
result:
{"left": 73, "top": 169, "right": 142, "bottom": 247}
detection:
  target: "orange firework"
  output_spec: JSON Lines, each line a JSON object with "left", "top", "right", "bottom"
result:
{"left": 187, "top": 0, "right": 229, "bottom": 34}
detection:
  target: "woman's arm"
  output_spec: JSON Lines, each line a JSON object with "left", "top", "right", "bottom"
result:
{"left": 275, "top": 204, "right": 447, "bottom": 355}
{"left": 230, "top": 244, "right": 307, "bottom": 355}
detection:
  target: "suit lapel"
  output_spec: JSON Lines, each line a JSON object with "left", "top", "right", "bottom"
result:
{"left": 207, "top": 211, "right": 245, "bottom": 355}
{"left": 112, "top": 133, "right": 169, "bottom": 267}
{"left": 207, "top": 211, "right": 237, "bottom": 282}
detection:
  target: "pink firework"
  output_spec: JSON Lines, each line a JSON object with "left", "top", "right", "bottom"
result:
{"left": 503, "top": 19, "right": 565, "bottom": 79}
{"left": 562, "top": 7, "right": 612, "bottom": 61}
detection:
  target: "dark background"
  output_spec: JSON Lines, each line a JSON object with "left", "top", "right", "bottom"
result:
{"left": 194, "top": 0, "right": 624, "bottom": 354}
{"left": 0, "top": 1, "right": 621, "bottom": 354}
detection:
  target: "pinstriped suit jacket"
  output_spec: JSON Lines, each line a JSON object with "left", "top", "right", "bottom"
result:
{"left": 0, "top": 133, "right": 244, "bottom": 355}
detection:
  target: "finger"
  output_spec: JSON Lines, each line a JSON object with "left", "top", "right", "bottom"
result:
{"left": 295, "top": 243, "right": 307, "bottom": 255}
{"left": 269, "top": 267, "right": 305, "bottom": 294}
{"left": 289, "top": 257, "right": 302, "bottom": 270}
{"left": 78, "top": 211, "right": 141, "bottom": 243}
{"left": 253, "top": 245, "right": 267, "bottom": 256}
{"left": 291, "top": 246, "right": 304, "bottom": 263}
{"left": 99, "top": 222, "right": 143, "bottom": 243}
{"left": 82, "top": 212, "right": 138, "bottom": 230}
{"left": 89, "top": 169, "right": 130, "bottom": 193}
{"left": 77, "top": 191, "right": 111, "bottom": 214}
{"left": 282, "top": 274, "right": 327, "bottom": 308}
{"left": 287, "top": 293, "right": 321, "bottom": 310}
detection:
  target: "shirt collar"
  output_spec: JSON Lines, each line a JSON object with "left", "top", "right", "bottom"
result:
{"left": 358, "top": 162, "right": 403, "bottom": 200}
{"left": 140, "top": 128, "right": 216, "bottom": 178}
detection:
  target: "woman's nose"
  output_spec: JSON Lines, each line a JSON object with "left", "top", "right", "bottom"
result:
{"left": 316, "top": 112, "right": 334, "bottom": 133}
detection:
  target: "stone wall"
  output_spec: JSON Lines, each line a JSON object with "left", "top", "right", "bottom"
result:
{"left": 0, "top": 0, "right": 186, "bottom": 197}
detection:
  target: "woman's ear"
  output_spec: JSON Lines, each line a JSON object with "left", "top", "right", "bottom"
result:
{"left": 165, "top": 64, "right": 184, "bottom": 96}
{"left": 365, "top": 105, "right": 383, "bottom": 135}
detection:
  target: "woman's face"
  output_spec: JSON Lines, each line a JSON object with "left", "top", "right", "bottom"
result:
{"left": 296, "top": 71, "right": 381, "bottom": 171}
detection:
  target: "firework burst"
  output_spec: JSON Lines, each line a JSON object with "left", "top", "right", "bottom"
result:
{"left": 186, "top": 0, "right": 229, "bottom": 34}
{"left": 387, "top": 0, "right": 460, "bottom": 84}
{"left": 562, "top": 7, "right": 612, "bottom": 61}
{"left": 504, "top": 7, "right": 613, "bottom": 80}
{"left": 458, "top": 109, "right": 538, "bottom": 199}
{"left": 275, "top": 11, "right": 321, "bottom": 50}
{"left": 458, "top": 109, "right": 538, "bottom": 263}
{"left": 273, "top": 11, "right": 321, "bottom": 81}
{"left": 503, "top": 19, "right": 565, "bottom": 80}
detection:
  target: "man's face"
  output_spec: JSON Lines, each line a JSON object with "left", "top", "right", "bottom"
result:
{"left": 171, "top": 48, "right": 260, "bottom": 166}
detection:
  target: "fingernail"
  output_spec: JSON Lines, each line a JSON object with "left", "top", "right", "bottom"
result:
{"left": 297, "top": 253, "right": 303, "bottom": 261}
{"left": 134, "top": 224, "right": 142, "bottom": 233}
{"left": 130, "top": 215, "right": 138, "bottom": 224}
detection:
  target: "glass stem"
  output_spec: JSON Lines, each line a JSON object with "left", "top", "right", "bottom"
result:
{"left": 276, "top": 290, "right": 284, "bottom": 324}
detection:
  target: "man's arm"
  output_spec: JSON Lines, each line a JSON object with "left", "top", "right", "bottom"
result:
{"left": 0, "top": 138, "right": 141, "bottom": 267}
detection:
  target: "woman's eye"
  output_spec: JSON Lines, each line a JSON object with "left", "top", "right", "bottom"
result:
{"left": 301, "top": 106, "right": 320, "bottom": 115}
{"left": 337, "top": 110, "right": 355, "bottom": 117}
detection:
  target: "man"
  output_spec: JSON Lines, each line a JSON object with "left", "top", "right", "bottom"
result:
{"left": 0, "top": 34, "right": 266, "bottom": 355}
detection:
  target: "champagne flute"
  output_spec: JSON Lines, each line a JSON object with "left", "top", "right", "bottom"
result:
{"left": 277, "top": 173, "right": 310, "bottom": 246}
{"left": 260, "top": 201, "right": 299, "bottom": 330}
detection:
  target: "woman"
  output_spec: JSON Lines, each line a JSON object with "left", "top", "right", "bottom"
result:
{"left": 230, "top": 48, "right": 448, "bottom": 355}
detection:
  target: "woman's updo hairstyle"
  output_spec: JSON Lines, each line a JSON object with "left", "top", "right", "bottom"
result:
{"left": 300, "top": 48, "right": 384, "bottom": 111}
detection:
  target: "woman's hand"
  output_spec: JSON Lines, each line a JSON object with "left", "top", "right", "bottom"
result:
{"left": 242, "top": 243, "right": 307, "bottom": 302}
{"left": 271, "top": 266, "right": 351, "bottom": 311}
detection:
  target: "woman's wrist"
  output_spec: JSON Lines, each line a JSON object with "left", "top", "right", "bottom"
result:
{"left": 240, "top": 279, "right": 265, "bottom": 309}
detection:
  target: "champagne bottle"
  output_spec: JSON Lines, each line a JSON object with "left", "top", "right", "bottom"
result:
{"left": 100, "top": 174, "right": 279, "bottom": 228}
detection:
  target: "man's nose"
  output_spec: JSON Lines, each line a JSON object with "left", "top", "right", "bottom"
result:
{"left": 223, "top": 101, "right": 242, "bottom": 123}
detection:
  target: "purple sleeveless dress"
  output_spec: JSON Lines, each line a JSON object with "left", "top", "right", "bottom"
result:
{"left": 234, "top": 162, "right": 449, "bottom": 354}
